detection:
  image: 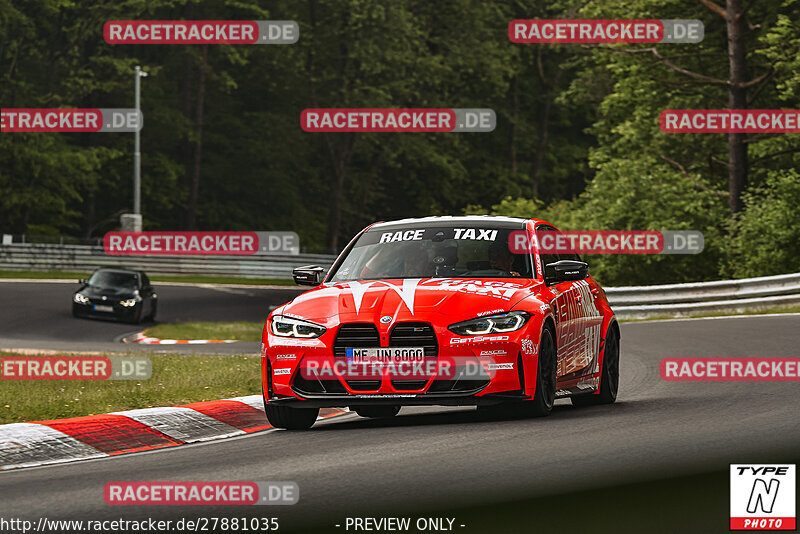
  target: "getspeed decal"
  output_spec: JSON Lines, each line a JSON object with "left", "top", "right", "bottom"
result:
{"left": 449, "top": 335, "right": 510, "bottom": 345}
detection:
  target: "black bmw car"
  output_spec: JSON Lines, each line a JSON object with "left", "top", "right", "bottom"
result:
{"left": 72, "top": 268, "right": 157, "bottom": 323}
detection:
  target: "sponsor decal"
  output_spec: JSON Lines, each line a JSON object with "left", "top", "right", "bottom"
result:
{"left": 425, "top": 279, "right": 523, "bottom": 300}
{"left": 275, "top": 354, "right": 297, "bottom": 360}
{"left": 479, "top": 350, "right": 506, "bottom": 357}
{"left": 104, "top": 231, "right": 299, "bottom": 255}
{"left": 449, "top": 335, "right": 510, "bottom": 345}
{"left": 273, "top": 368, "right": 292, "bottom": 376}
{"left": 509, "top": 19, "right": 703, "bottom": 44}
{"left": 300, "top": 108, "right": 495, "bottom": 133}
{"left": 661, "top": 110, "right": 800, "bottom": 133}
{"left": 104, "top": 21, "right": 298, "bottom": 45}
{"left": 661, "top": 358, "right": 800, "bottom": 381}
{"left": 1, "top": 356, "right": 151, "bottom": 380}
{"left": 1, "top": 108, "right": 142, "bottom": 133}
{"left": 576, "top": 377, "right": 600, "bottom": 390}
{"left": 521, "top": 338, "right": 537, "bottom": 355}
{"left": 487, "top": 363, "right": 514, "bottom": 371}
{"left": 476, "top": 309, "right": 506, "bottom": 317}
{"left": 104, "top": 481, "right": 298, "bottom": 505}
{"left": 730, "top": 465, "right": 796, "bottom": 530}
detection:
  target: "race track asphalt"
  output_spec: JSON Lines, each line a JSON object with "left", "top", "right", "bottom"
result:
{"left": 0, "top": 280, "right": 304, "bottom": 354}
{"left": 1, "top": 313, "right": 799, "bottom": 533}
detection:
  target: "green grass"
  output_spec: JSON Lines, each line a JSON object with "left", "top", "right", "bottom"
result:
{"left": 0, "top": 270, "right": 297, "bottom": 286}
{"left": 620, "top": 304, "right": 800, "bottom": 322}
{"left": 0, "top": 351, "right": 261, "bottom": 424}
{"left": 145, "top": 321, "right": 263, "bottom": 341}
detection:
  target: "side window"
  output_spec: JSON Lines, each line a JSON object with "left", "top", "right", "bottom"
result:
{"left": 141, "top": 273, "right": 151, "bottom": 287}
{"left": 536, "top": 224, "right": 584, "bottom": 263}
{"left": 535, "top": 225, "right": 559, "bottom": 272}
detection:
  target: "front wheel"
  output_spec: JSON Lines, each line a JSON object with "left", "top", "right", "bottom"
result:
{"left": 353, "top": 406, "right": 400, "bottom": 418}
{"left": 264, "top": 404, "right": 319, "bottom": 430}
{"left": 572, "top": 324, "right": 619, "bottom": 407}
{"left": 521, "top": 326, "right": 557, "bottom": 417}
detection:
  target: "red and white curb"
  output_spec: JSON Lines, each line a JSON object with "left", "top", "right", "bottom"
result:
{"left": 126, "top": 332, "right": 235, "bottom": 345}
{"left": 0, "top": 396, "right": 346, "bottom": 471}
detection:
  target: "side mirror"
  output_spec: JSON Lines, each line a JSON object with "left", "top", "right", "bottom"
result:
{"left": 292, "top": 265, "right": 325, "bottom": 286}
{"left": 79, "top": 278, "right": 88, "bottom": 285}
{"left": 544, "top": 260, "right": 589, "bottom": 286}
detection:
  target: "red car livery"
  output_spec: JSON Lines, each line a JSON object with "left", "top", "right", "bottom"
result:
{"left": 261, "top": 216, "right": 619, "bottom": 430}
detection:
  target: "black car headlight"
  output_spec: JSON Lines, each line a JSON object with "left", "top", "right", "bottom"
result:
{"left": 448, "top": 311, "right": 531, "bottom": 336}
{"left": 270, "top": 315, "right": 326, "bottom": 338}
{"left": 73, "top": 293, "right": 89, "bottom": 304}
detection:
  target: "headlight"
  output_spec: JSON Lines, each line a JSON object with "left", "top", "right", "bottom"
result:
{"left": 448, "top": 311, "right": 530, "bottom": 336}
{"left": 270, "top": 315, "right": 326, "bottom": 338}
{"left": 120, "top": 298, "right": 138, "bottom": 307}
{"left": 73, "top": 293, "right": 89, "bottom": 304}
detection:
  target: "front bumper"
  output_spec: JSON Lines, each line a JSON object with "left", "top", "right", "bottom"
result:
{"left": 263, "top": 320, "right": 540, "bottom": 405}
{"left": 265, "top": 391, "right": 530, "bottom": 409}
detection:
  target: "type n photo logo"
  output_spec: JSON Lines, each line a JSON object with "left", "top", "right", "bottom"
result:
{"left": 730, "top": 464, "right": 796, "bottom": 530}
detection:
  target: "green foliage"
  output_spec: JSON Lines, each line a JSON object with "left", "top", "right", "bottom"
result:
{"left": 1, "top": 0, "right": 799, "bottom": 282}
{"left": 725, "top": 170, "right": 800, "bottom": 278}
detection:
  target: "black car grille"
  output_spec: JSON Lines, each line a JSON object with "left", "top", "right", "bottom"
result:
{"left": 389, "top": 323, "right": 437, "bottom": 390}
{"left": 332, "top": 323, "right": 380, "bottom": 356}
{"left": 290, "top": 321, "right": 488, "bottom": 396}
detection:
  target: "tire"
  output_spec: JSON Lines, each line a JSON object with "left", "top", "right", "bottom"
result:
{"left": 264, "top": 404, "right": 319, "bottom": 430}
{"left": 572, "top": 324, "right": 619, "bottom": 407}
{"left": 148, "top": 301, "right": 158, "bottom": 322}
{"left": 353, "top": 406, "right": 400, "bottom": 418}
{"left": 521, "top": 326, "right": 557, "bottom": 417}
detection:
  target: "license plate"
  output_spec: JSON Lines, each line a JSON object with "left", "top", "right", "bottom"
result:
{"left": 345, "top": 347, "right": 425, "bottom": 364}
{"left": 93, "top": 305, "right": 114, "bottom": 312}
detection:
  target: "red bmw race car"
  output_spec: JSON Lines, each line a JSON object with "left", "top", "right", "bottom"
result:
{"left": 261, "top": 216, "right": 619, "bottom": 430}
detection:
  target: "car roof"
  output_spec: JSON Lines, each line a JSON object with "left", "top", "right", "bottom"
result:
{"left": 369, "top": 215, "right": 531, "bottom": 230}
{"left": 93, "top": 268, "right": 142, "bottom": 276}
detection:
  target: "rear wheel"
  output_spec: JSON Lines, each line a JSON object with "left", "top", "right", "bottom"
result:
{"left": 264, "top": 404, "right": 319, "bottom": 430}
{"left": 353, "top": 406, "right": 400, "bottom": 418}
{"left": 523, "top": 326, "right": 557, "bottom": 417}
{"left": 572, "top": 324, "right": 619, "bottom": 406}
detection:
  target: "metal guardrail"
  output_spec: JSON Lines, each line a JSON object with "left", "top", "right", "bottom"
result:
{"left": 606, "top": 273, "right": 800, "bottom": 319}
{"left": 1, "top": 243, "right": 798, "bottom": 318}
{"left": 0, "top": 243, "right": 336, "bottom": 279}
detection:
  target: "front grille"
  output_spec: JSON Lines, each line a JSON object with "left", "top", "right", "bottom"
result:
{"left": 389, "top": 323, "right": 437, "bottom": 356}
{"left": 390, "top": 322, "right": 437, "bottom": 390}
{"left": 333, "top": 323, "right": 380, "bottom": 356}
{"left": 294, "top": 322, "right": 448, "bottom": 395}
{"left": 333, "top": 323, "right": 381, "bottom": 391}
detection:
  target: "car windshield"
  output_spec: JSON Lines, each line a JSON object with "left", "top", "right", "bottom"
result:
{"left": 330, "top": 226, "right": 533, "bottom": 282}
{"left": 88, "top": 271, "right": 139, "bottom": 289}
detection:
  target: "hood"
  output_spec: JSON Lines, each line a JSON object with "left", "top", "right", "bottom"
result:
{"left": 79, "top": 285, "right": 137, "bottom": 299}
{"left": 277, "top": 278, "right": 541, "bottom": 326}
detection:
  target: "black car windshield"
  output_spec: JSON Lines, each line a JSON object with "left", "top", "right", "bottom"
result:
{"left": 330, "top": 226, "right": 533, "bottom": 282}
{"left": 88, "top": 271, "right": 139, "bottom": 289}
